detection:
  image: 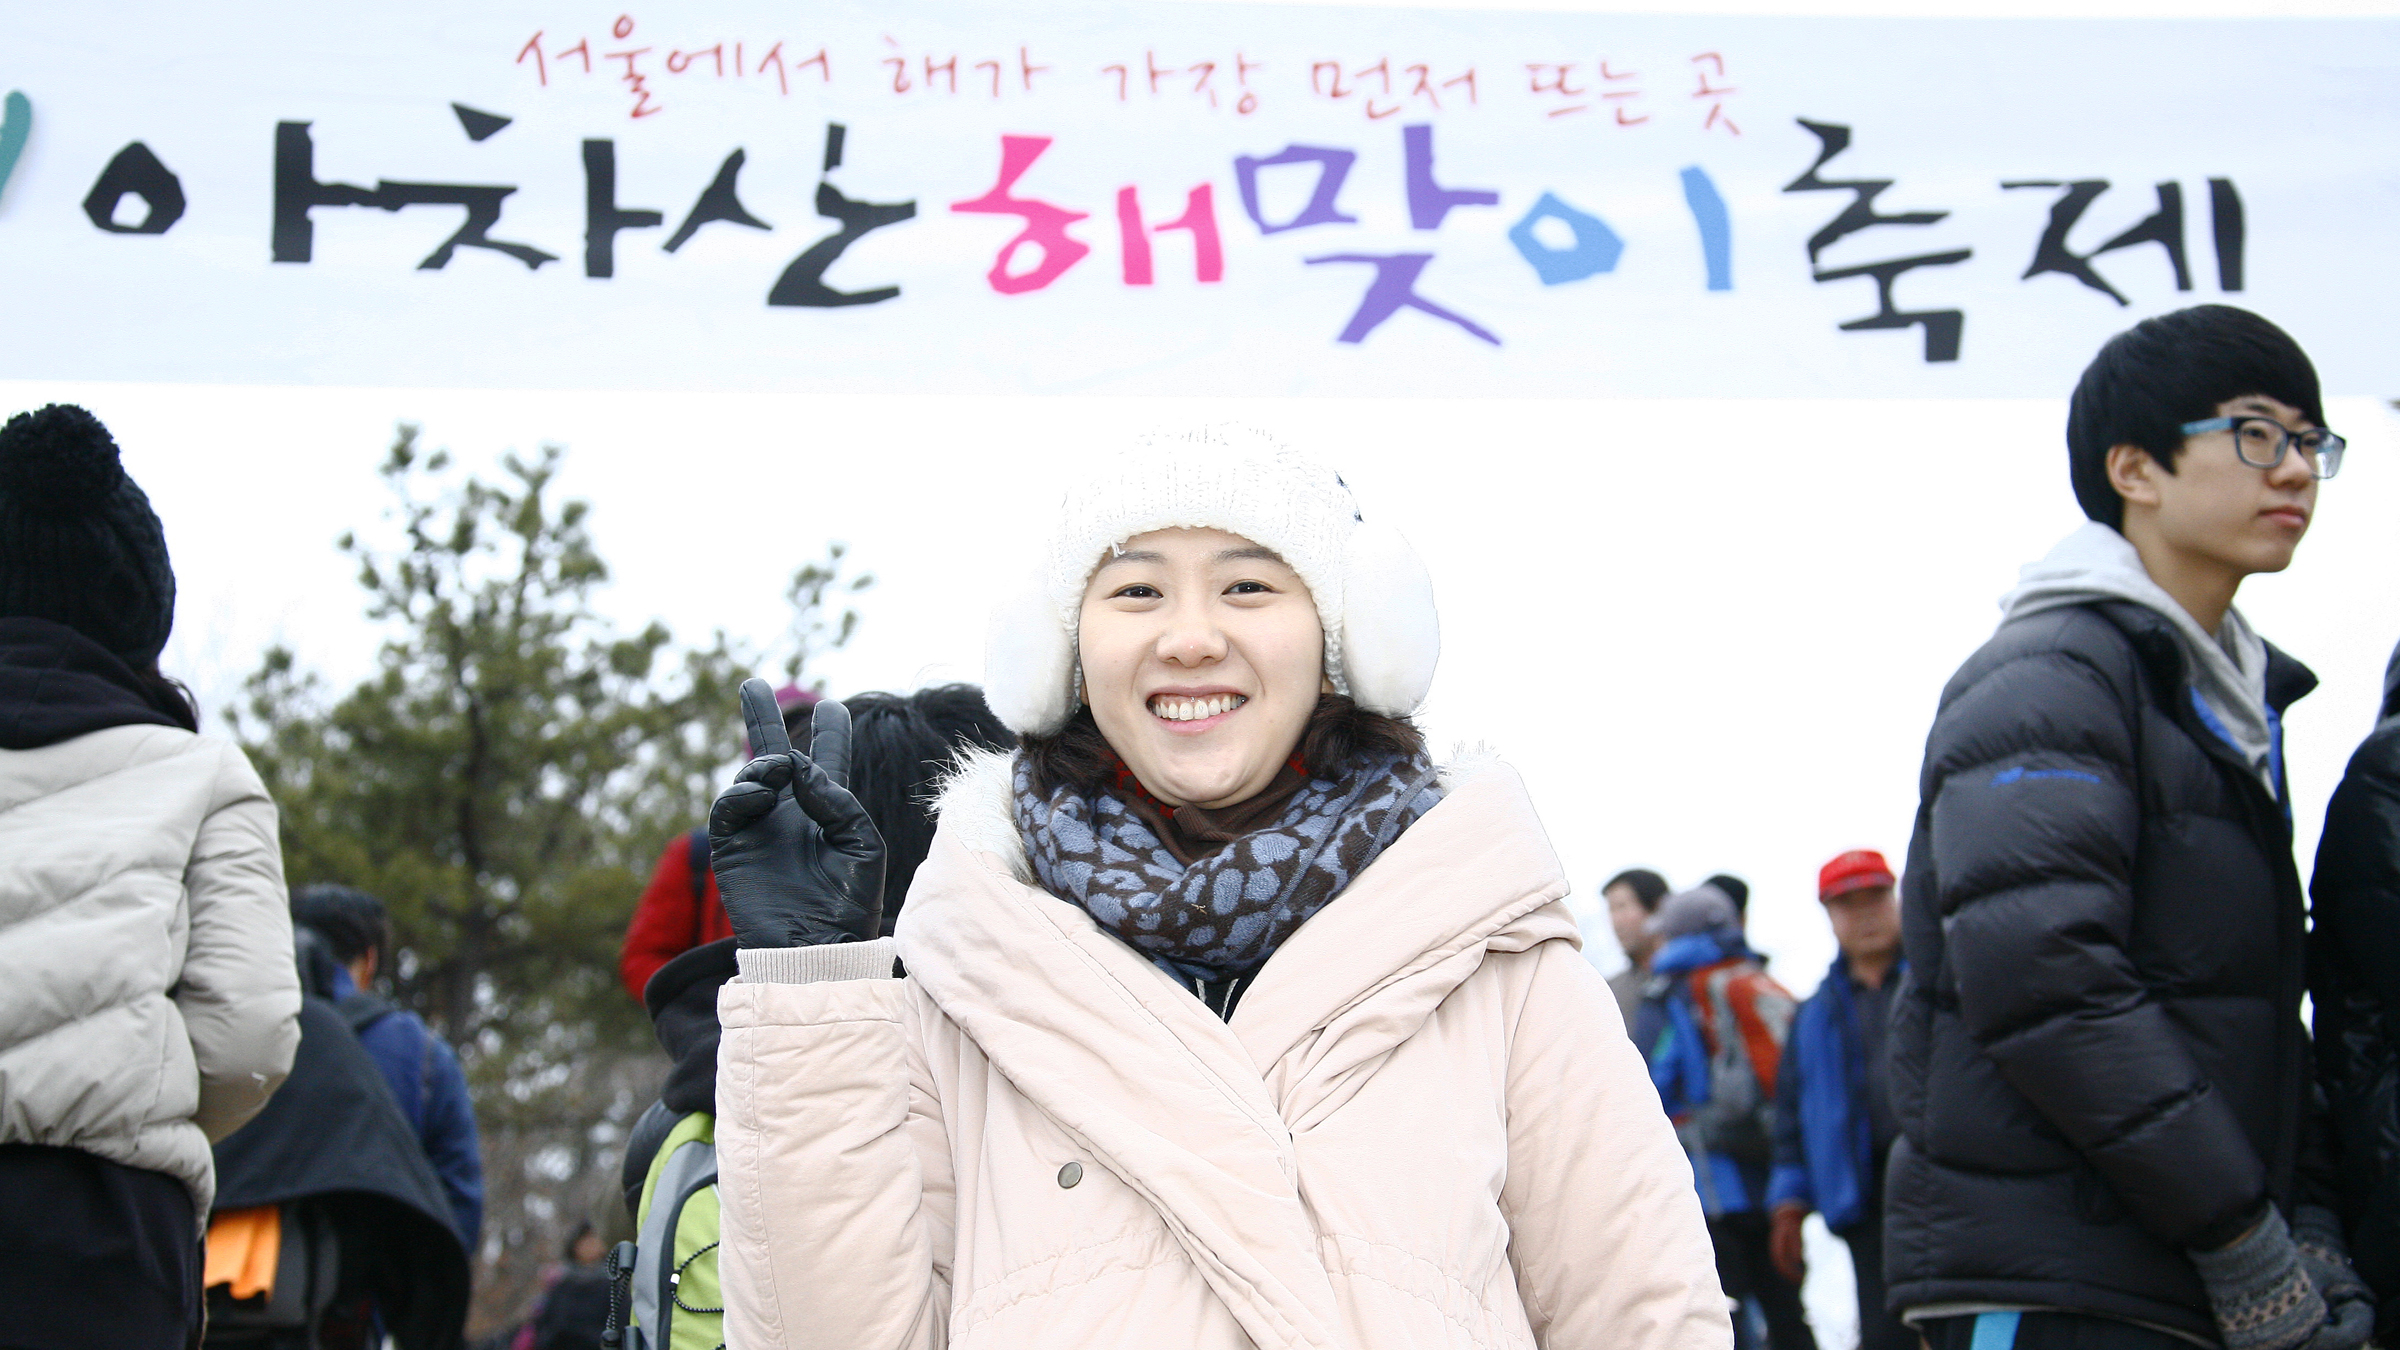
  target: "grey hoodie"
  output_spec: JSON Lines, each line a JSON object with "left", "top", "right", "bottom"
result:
{"left": 2000, "top": 522, "right": 2276, "bottom": 791}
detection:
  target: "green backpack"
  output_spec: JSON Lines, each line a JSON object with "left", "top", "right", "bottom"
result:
{"left": 610, "top": 1111, "right": 722, "bottom": 1350}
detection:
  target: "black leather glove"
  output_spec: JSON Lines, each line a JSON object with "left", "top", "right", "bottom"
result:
{"left": 707, "top": 679, "right": 886, "bottom": 949}
{"left": 2292, "top": 1206, "right": 2376, "bottom": 1350}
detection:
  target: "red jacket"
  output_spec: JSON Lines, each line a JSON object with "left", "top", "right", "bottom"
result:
{"left": 619, "top": 831, "right": 732, "bottom": 1003}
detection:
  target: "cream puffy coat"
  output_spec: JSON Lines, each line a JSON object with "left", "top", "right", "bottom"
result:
{"left": 716, "top": 752, "right": 1730, "bottom": 1350}
{"left": 0, "top": 724, "right": 301, "bottom": 1214}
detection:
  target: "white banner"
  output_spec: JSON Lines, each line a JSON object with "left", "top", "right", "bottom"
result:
{"left": 2, "top": 3, "right": 2394, "bottom": 396}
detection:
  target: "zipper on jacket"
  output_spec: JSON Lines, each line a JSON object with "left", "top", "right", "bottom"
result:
{"left": 1191, "top": 973, "right": 1250, "bottom": 1020}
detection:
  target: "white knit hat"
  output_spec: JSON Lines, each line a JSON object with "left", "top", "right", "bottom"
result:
{"left": 983, "top": 425, "right": 1440, "bottom": 737}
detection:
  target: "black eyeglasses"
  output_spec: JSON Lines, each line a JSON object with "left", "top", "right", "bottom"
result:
{"left": 2180, "top": 416, "right": 2346, "bottom": 480}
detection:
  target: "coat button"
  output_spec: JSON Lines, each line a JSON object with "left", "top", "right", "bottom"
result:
{"left": 1057, "top": 1161, "right": 1083, "bottom": 1189}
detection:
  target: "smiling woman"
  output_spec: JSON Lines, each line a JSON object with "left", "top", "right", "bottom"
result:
{"left": 700, "top": 425, "right": 1732, "bottom": 1350}
{"left": 1013, "top": 526, "right": 1446, "bottom": 988}
{"left": 996, "top": 437, "right": 1453, "bottom": 1007}
{"left": 1075, "top": 528, "right": 1330, "bottom": 810}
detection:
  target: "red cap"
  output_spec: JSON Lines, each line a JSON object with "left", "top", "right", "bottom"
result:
{"left": 1818, "top": 849, "right": 1895, "bottom": 901}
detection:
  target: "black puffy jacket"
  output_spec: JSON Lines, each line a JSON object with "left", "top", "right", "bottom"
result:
{"left": 1887, "top": 600, "right": 2318, "bottom": 1340}
{"left": 2309, "top": 640, "right": 2400, "bottom": 1342}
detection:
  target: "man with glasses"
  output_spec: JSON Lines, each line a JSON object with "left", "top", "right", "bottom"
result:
{"left": 1884, "top": 306, "right": 2373, "bottom": 1350}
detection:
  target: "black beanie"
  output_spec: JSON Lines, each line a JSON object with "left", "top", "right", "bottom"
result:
{"left": 0, "top": 404, "right": 176, "bottom": 665}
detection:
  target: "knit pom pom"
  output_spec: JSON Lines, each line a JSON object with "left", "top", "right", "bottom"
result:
{"left": 0, "top": 404, "right": 128, "bottom": 514}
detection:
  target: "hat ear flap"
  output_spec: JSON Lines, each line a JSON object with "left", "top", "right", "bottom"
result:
{"left": 984, "top": 564, "right": 1079, "bottom": 737}
{"left": 1339, "top": 519, "right": 1439, "bottom": 718}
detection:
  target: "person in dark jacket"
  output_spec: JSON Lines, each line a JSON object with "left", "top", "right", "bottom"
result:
{"left": 204, "top": 931, "right": 470, "bottom": 1349}
{"left": 521, "top": 1223, "right": 611, "bottom": 1350}
{"left": 2308, "top": 634, "right": 2400, "bottom": 1343}
{"left": 1641, "top": 885, "right": 1813, "bottom": 1350}
{"left": 1887, "top": 305, "right": 2373, "bottom": 1350}
{"left": 291, "top": 884, "right": 484, "bottom": 1252}
{"left": 1768, "top": 849, "right": 1908, "bottom": 1350}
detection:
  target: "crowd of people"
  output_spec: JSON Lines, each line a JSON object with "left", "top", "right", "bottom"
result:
{"left": 2, "top": 301, "right": 2395, "bottom": 1350}
{"left": 1605, "top": 854, "right": 1909, "bottom": 1350}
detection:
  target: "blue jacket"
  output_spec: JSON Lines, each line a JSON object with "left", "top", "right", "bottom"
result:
{"left": 1766, "top": 953, "right": 1896, "bottom": 1233}
{"left": 333, "top": 967, "right": 484, "bottom": 1249}
{"left": 1644, "top": 927, "right": 1779, "bottom": 1217}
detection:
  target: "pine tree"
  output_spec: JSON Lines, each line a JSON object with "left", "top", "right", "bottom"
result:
{"left": 231, "top": 424, "right": 867, "bottom": 1325}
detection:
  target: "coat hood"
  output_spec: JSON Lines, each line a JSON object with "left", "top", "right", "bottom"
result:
{"left": 213, "top": 997, "right": 469, "bottom": 1348}
{"left": 2000, "top": 522, "right": 2275, "bottom": 788}
{"left": 898, "top": 747, "right": 1577, "bottom": 1350}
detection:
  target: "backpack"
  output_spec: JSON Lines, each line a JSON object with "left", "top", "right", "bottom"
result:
{"left": 605, "top": 1110, "right": 722, "bottom": 1350}
{"left": 201, "top": 1201, "right": 361, "bottom": 1348}
{"left": 1683, "top": 963, "right": 1795, "bottom": 1166}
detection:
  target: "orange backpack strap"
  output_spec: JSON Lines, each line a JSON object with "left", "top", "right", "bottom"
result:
{"left": 1686, "top": 968, "right": 1721, "bottom": 1054}
{"left": 1723, "top": 971, "right": 1797, "bottom": 1098}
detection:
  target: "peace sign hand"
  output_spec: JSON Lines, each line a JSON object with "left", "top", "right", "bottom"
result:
{"left": 707, "top": 679, "right": 888, "bottom": 949}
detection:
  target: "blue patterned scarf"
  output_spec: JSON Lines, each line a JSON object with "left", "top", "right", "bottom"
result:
{"left": 1011, "top": 751, "right": 1443, "bottom": 982}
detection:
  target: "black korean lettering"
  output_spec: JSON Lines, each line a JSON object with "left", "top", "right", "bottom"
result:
{"left": 1782, "top": 119, "right": 1970, "bottom": 364}
{"left": 273, "top": 120, "right": 556, "bottom": 270}
{"left": 768, "top": 124, "right": 917, "bottom": 308}
{"left": 1811, "top": 252, "right": 1973, "bottom": 363}
{"left": 2001, "top": 180, "right": 2189, "bottom": 306}
{"left": 1784, "top": 120, "right": 1946, "bottom": 262}
{"left": 273, "top": 121, "right": 382, "bottom": 262}
{"left": 83, "top": 142, "right": 186, "bottom": 235}
{"left": 663, "top": 149, "right": 772, "bottom": 253}
{"left": 2208, "top": 179, "right": 2245, "bottom": 292}
{"left": 582, "top": 139, "right": 663, "bottom": 278}
{"left": 375, "top": 180, "right": 559, "bottom": 270}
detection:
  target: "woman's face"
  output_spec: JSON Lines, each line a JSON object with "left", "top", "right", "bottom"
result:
{"left": 1078, "top": 526, "right": 1325, "bottom": 809}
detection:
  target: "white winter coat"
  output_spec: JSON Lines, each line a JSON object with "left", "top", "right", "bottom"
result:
{"left": 716, "top": 752, "right": 1731, "bottom": 1349}
{"left": 0, "top": 724, "right": 301, "bottom": 1214}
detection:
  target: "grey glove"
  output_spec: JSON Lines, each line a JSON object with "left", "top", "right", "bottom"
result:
{"left": 2291, "top": 1206, "right": 2375, "bottom": 1350}
{"left": 2190, "top": 1207, "right": 2329, "bottom": 1350}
